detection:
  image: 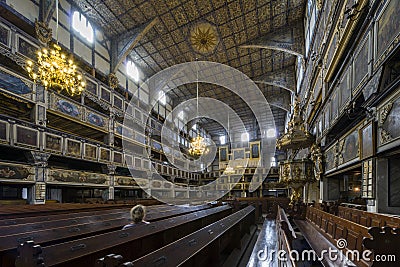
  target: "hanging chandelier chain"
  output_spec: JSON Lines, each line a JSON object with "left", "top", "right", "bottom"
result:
{"left": 56, "top": 0, "right": 59, "bottom": 43}
{"left": 196, "top": 61, "right": 199, "bottom": 118}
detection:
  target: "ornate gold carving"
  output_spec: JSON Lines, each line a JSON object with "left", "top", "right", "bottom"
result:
{"left": 379, "top": 102, "right": 393, "bottom": 125}
{"left": 34, "top": 19, "right": 52, "bottom": 44}
{"left": 310, "top": 144, "right": 323, "bottom": 180}
{"left": 108, "top": 73, "right": 119, "bottom": 89}
{"left": 380, "top": 128, "right": 392, "bottom": 144}
{"left": 190, "top": 22, "right": 219, "bottom": 54}
{"left": 316, "top": 0, "right": 323, "bottom": 10}
{"left": 325, "top": 0, "right": 369, "bottom": 82}
{"left": 293, "top": 165, "right": 302, "bottom": 179}
{"left": 276, "top": 97, "right": 315, "bottom": 150}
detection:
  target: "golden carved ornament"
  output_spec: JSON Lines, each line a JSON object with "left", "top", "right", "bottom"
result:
{"left": 35, "top": 19, "right": 52, "bottom": 44}
{"left": 380, "top": 102, "right": 393, "bottom": 125}
{"left": 380, "top": 128, "right": 392, "bottom": 144}
{"left": 108, "top": 73, "right": 119, "bottom": 89}
{"left": 190, "top": 22, "right": 219, "bottom": 54}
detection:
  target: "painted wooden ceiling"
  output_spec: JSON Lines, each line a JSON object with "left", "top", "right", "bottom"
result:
{"left": 71, "top": 0, "right": 305, "bottom": 136}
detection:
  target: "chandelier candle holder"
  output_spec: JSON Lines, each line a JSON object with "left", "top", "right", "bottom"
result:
{"left": 26, "top": 44, "right": 85, "bottom": 96}
{"left": 189, "top": 135, "right": 207, "bottom": 157}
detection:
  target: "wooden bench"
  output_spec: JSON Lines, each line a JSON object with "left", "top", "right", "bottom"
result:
{"left": 338, "top": 206, "right": 400, "bottom": 228}
{"left": 295, "top": 206, "right": 370, "bottom": 267}
{"left": 95, "top": 205, "right": 255, "bottom": 267}
{"left": 14, "top": 205, "right": 232, "bottom": 267}
{"left": 0, "top": 204, "right": 166, "bottom": 227}
{"left": 0, "top": 204, "right": 207, "bottom": 237}
{"left": 0, "top": 199, "right": 161, "bottom": 219}
{"left": 0, "top": 204, "right": 211, "bottom": 253}
{"left": 226, "top": 197, "right": 290, "bottom": 218}
{"left": 276, "top": 206, "right": 298, "bottom": 267}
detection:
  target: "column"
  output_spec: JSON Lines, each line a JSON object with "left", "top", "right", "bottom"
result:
{"left": 107, "top": 164, "right": 116, "bottom": 200}
{"left": 28, "top": 151, "right": 50, "bottom": 204}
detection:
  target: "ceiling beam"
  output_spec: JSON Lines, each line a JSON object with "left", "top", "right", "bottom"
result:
{"left": 254, "top": 81, "right": 295, "bottom": 93}
{"left": 239, "top": 23, "right": 304, "bottom": 57}
{"left": 256, "top": 66, "right": 296, "bottom": 94}
{"left": 39, "top": 0, "right": 56, "bottom": 25}
{"left": 111, "top": 17, "right": 158, "bottom": 73}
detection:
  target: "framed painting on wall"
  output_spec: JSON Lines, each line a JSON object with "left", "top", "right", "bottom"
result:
{"left": 250, "top": 141, "right": 260, "bottom": 159}
{"left": 45, "top": 133, "right": 62, "bottom": 153}
{"left": 219, "top": 146, "right": 228, "bottom": 162}
{"left": 341, "top": 130, "right": 360, "bottom": 163}
{"left": 360, "top": 122, "right": 375, "bottom": 160}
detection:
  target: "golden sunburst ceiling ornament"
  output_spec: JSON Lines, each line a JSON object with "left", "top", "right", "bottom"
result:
{"left": 190, "top": 22, "right": 219, "bottom": 54}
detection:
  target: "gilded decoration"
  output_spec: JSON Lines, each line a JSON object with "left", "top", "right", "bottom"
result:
{"left": 380, "top": 129, "right": 392, "bottom": 144}
{"left": 190, "top": 22, "right": 219, "bottom": 54}
{"left": 310, "top": 144, "right": 323, "bottom": 180}
{"left": 115, "top": 176, "right": 137, "bottom": 186}
{"left": 276, "top": 98, "right": 315, "bottom": 150}
{"left": 379, "top": 97, "right": 400, "bottom": 145}
{"left": 325, "top": 0, "right": 369, "bottom": 81}
{"left": 34, "top": 19, "right": 52, "bottom": 44}
{"left": 0, "top": 163, "right": 34, "bottom": 180}
{"left": 48, "top": 169, "right": 108, "bottom": 185}
{"left": 108, "top": 73, "right": 119, "bottom": 89}
{"left": 379, "top": 102, "right": 393, "bottom": 125}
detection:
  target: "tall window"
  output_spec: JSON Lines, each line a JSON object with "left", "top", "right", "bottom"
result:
{"left": 72, "top": 11, "right": 94, "bottom": 43}
{"left": 271, "top": 156, "right": 277, "bottom": 167}
{"left": 126, "top": 60, "right": 139, "bottom": 81}
{"left": 220, "top": 135, "right": 226, "bottom": 145}
{"left": 241, "top": 132, "right": 249, "bottom": 142}
{"left": 266, "top": 129, "right": 276, "bottom": 138}
{"left": 158, "top": 90, "right": 166, "bottom": 105}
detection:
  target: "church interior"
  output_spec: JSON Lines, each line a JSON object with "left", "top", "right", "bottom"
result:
{"left": 0, "top": 0, "right": 399, "bottom": 266}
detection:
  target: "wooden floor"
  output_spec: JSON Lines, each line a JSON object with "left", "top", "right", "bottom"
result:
{"left": 247, "top": 219, "right": 278, "bottom": 267}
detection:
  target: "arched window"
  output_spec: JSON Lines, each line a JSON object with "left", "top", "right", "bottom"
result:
{"left": 126, "top": 60, "right": 139, "bottom": 82}
{"left": 72, "top": 11, "right": 94, "bottom": 43}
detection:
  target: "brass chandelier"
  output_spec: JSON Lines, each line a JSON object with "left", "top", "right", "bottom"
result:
{"left": 189, "top": 63, "right": 207, "bottom": 157}
{"left": 26, "top": 0, "right": 85, "bottom": 96}
{"left": 189, "top": 135, "right": 207, "bottom": 156}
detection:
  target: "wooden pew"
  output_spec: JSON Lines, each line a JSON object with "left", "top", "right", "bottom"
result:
{"left": 338, "top": 206, "right": 400, "bottom": 228}
{"left": 0, "top": 204, "right": 211, "bottom": 255}
{"left": 276, "top": 206, "right": 298, "bottom": 267}
{"left": 0, "top": 203, "right": 169, "bottom": 227}
{"left": 296, "top": 206, "right": 370, "bottom": 267}
{"left": 0, "top": 199, "right": 161, "bottom": 219}
{"left": 14, "top": 205, "right": 232, "bottom": 267}
{"left": 0, "top": 204, "right": 205, "bottom": 236}
{"left": 96, "top": 205, "right": 255, "bottom": 267}
{"left": 226, "top": 197, "right": 290, "bottom": 218}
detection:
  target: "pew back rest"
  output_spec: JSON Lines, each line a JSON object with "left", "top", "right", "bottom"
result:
{"left": 34, "top": 205, "right": 232, "bottom": 266}
{"left": 0, "top": 204, "right": 211, "bottom": 253}
{"left": 338, "top": 206, "right": 400, "bottom": 228}
{"left": 125, "top": 205, "right": 255, "bottom": 267}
